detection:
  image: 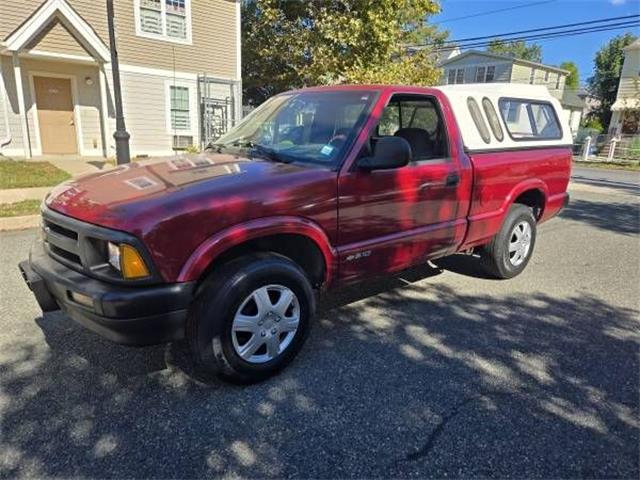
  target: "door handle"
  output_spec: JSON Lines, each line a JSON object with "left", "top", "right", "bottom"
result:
{"left": 445, "top": 173, "right": 460, "bottom": 187}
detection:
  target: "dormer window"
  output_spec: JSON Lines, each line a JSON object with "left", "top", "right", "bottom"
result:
{"left": 135, "top": 0, "right": 192, "bottom": 44}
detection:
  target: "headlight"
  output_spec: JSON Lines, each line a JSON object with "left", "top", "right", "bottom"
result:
{"left": 107, "top": 242, "right": 150, "bottom": 279}
{"left": 108, "top": 242, "right": 121, "bottom": 271}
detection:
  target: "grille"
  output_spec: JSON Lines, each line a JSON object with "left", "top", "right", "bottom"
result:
{"left": 43, "top": 215, "right": 83, "bottom": 267}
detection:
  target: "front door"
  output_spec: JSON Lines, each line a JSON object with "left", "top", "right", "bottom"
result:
{"left": 337, "top": 93, "right": 465, "bottom": 283}
{"left": 34, "top": 76, "right": 77, "bottom": 154}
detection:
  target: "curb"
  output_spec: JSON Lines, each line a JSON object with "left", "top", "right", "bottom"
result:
{"left": 0, "top": 215, "right": 39, "bottom": 232}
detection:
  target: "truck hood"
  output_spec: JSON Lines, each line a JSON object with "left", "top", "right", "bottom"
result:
{"left": 45, "top": 152, "right": 326, "bottom": 230}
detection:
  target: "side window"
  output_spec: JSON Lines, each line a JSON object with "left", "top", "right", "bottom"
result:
{"left": 482, "top": 97, "right": 504, "bottom": 142}
{"left": 498, "top": 98, "right": 562, "bottom": 140}
{"left": 377, "top": 95, "right": 448, "bottom": 160}
{"left": 467, "top": 97, "right": 490, "bottom": 144}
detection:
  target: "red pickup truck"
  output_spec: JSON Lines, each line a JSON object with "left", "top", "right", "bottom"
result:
{"left": 20, "top": 84, "right": 571, "bottom": 383}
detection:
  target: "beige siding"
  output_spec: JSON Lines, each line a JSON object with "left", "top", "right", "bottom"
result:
{"left": 0, "top": 0, "right": 239, "bottom": 79}
{"left": 24, "top": 19, "right": 92, "bottom": 58}
{"left": 510, "top": 64, "right": 531, "bottom": 84}
{"left": 616, "top": 46, "right": 640, "bottom": 101}
{"left": 102, "top": 68, "right": 202, "bottom": 156}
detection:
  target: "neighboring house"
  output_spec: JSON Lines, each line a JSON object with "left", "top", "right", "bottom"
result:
{"left": 438, "top": 50, "right": 585, "bottom": 135}
{"left": 0, "top": 0, "right": 241, "bottom": 159}
{"left": 609, "top": 38, "right": 640, "bottom": 135}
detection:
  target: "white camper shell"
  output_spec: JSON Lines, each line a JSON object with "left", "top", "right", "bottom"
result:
{"left": 435, "top": 84, "right": 573, "bottom": 152}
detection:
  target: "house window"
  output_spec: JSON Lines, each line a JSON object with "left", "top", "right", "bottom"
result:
{"left": 170, "top": 85, "right": 190, "bottom": 131}
{"left": 136, "top": 0, "right": 191, "bottom": 43}
{"left": 455, "top": 68, "right": 464, "bottom": 84}
{"left": 544, "top": 71, "right": 550, "bottom": 82}
{"left": 475, "top": 66, "right": 486, "bottom": 83}
{"left": 447, "top": 69, "right": 456, "bottom": 85}
{"left": 556, "top": 74, "right": 561, "bottom": 90}
{"left": 529, "top": 68, "right": 536, "bottom": 84}
{"left": 485, "top": 66, "right": 495, "bottom": 82}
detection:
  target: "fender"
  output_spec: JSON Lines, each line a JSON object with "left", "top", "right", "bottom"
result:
{"left": 177, "top": 216, "right": 338, "bottom": 284}
{"left": 462, "top": 178, "right": 549, "bottom": 249}
{"left": 501, "top": 178, "right": 549, "bottom": 218}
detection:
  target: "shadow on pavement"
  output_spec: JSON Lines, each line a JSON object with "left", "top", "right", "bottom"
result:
{"left": 1, "top": 275, "right": 638, "bottom": 478}
{"left": 560, "top": 198, "right": 640, "bottom": 236}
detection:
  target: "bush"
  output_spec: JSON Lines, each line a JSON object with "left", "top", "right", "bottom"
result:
{"left": 581, "top": 117, "right": 604, "bottom": 132}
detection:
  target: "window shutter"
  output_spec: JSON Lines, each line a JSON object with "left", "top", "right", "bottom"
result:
{"left": 166, "top": 13, "right": 187, "bottom": 39}
{"left": 140, "top": 0, "right": 163, "bottom": 35}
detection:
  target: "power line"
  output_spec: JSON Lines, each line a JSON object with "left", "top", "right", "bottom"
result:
{"left": 435, "top": 0, "right": 556, "bottom": 24}
{"left": 442, "top": 20, "right": 640, "bottom": 51}
{"left": 435, "top": 14, "right": 640, "bottom": 46}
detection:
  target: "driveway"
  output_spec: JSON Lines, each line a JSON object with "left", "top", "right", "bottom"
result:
{"left": 0, "top": 170, "right": 638, "bottom": 478}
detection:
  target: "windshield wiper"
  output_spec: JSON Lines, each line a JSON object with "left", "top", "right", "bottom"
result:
{"left": 232, "top": 141, "right": 292, "bottom": 164}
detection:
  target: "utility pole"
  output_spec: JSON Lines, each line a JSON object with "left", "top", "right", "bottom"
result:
{"left": 106, "top": 0, "right": 130, "bottom": 164}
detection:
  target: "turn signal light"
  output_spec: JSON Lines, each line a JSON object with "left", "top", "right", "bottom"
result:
{"left": 120, "top": 244, "right": 150, "bottom": 279}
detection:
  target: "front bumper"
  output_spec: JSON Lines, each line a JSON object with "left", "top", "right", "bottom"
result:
{"left": 19, "top": 239, "right": 195, "bottom": 346}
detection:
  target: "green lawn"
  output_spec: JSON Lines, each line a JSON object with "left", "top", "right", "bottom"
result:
{"left": 0, "top": 199, "right": 41, "bottom": 217}
{"left": 0, "top": 160, "right": 71, "bottom": 189}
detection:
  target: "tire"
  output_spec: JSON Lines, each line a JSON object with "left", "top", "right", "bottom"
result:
{"left": 186, "top": 253, "right": 314, "bottom": 384}
{"left": 480, "top": 204, "right": 537, "bottom": 279}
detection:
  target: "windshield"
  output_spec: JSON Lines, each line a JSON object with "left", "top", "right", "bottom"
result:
{"left": 214, "top": 90, "right": 376, "bottom": 168}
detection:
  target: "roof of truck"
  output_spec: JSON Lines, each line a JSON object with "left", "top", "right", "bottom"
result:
{"left": 287, "top": 84, "right": 574, "bottom": 151}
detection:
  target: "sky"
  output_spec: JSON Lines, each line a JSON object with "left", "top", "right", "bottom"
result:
{"left": 431, "top": 0, "right": 640, "bottom": 86}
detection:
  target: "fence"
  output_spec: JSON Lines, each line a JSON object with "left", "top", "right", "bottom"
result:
{"left": 574, "top": 133, "right": 640, "bottom": 163}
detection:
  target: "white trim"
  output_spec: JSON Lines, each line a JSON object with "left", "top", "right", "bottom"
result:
{"left": 28, "top": 71, "right": 85, "bottom": 156}
{"left": 113, "top": 63, "right": 198, "bottom": 81}
{"left": 13, "top": 53, "right": 31, "bottom": 158}
{"left": 164, "top": 78, "right": 197, "bottom": 136}
{"left": 235, "top": 0, "right": 242, "bottom": 81}
{"left": 4, "top": 0, "right": 110, "bottom": 62}
{"left": 98, "top": 65, "right": 110, "bottom": 157}
{"left": 110, "top": 63, "right": 238, "bottom": 84}
{"left": 133, "top": 0, "right": 193, "bottom": 46}
{"left": 18, "top": 49, "right": 96, "bottom": 65}
{"left": 0, "top": 63, "right": 12, "bottom": 147}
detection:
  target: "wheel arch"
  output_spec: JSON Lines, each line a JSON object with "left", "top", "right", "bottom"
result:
{"left": 503, "top": 179, "right": 549, "bottom": 221}
{"left": 177, "top": 216, "right": 337, "bottom": 287}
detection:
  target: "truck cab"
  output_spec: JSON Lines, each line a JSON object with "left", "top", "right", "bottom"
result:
{"left": 20, "top": 83, "right": 571, "bottom": 383}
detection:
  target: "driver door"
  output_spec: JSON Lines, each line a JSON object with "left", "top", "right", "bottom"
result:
{"left": 337, "top": 93, "right": 464, "bottom": 283}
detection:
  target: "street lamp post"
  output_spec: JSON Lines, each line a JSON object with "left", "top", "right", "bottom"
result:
{"left": 106, "top": 0, "right": 130, "bottom": 164}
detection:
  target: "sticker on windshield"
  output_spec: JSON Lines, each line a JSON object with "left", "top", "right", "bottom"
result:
{"left": 320, "top": 145, "right": 334, "bottom": 156}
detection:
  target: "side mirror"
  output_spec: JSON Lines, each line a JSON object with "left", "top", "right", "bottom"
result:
{"left": 357, "top": 136, "right": 412, "bottom": 171}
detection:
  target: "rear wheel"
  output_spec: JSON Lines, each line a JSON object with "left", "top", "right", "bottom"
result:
{"left": 480, "top": 204, "right": 537, "bottom": 279}
{"left": 186, "top": 253, "right": 314, "bottom": 383}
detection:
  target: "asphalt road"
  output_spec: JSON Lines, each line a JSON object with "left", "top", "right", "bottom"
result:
{"left": 1, "top": 170, "right": 638, "bottom": 479}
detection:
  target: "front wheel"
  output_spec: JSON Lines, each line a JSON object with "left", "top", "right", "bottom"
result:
{"left": 480, "top": 204, "right": 537, "bottom": 279}
{"left": 186, "top": 253, "right": 314, "bottom": 383}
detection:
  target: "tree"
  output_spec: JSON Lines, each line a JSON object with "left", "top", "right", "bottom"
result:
{"left": 241, "top": 0, "right": 446, "bottom": 105}
{"left": 587, "top": 33, "right": 637, "bottom": 129}
{"left": 559, "top": 61, "right": 579, "bottom": 89}
{"left": 487, "top": 39, "right": 542, "bottom": 63}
